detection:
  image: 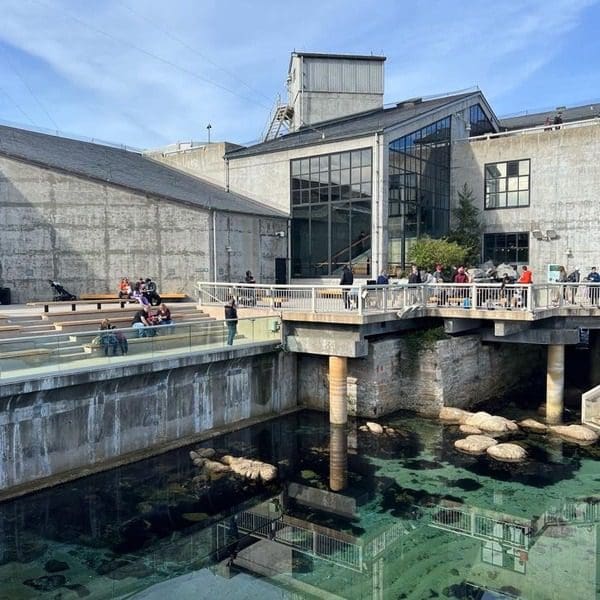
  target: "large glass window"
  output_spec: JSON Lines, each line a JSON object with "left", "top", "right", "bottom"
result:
{"left": 388, "top": 117, "right": 451, "bottom": 271}
{"left": 469, "top": 104, "right": 494, "bottom": 137}
{"left": 483, "top": 232, "right": 529, "bottom": 265}
{"left": 291, "top": 149, "right": 372, "bottom": 277}
{"left": 485, "top": 159, "right": 530, "bottom": 209}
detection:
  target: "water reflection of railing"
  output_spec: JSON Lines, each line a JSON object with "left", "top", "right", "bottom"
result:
{"left": 232, "top": 509, "right": 364, "bottom": 571}
{"left": 430, "top": 503, "right": 532, "bottom": 550}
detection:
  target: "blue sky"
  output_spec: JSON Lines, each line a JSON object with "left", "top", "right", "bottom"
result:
{"left": 1, "top": 0, "right": 599, "bottom": 149}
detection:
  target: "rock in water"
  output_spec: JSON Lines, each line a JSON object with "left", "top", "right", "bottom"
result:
{"left": 550, "top": 424, "right": 599, "bottom": 443}
{"left": 366, "top": 421, "right": 384, "bottom": 434}
{"left": 454, "top": 435, "right": 498, "bottom": 455}
{"left": 464, "top": 411, "right": 519, "bottom": 433}
{"left": 487, "top": 443, "right": 527, "bottom": 462}
{"left": 221, "top": 455, "right": 278, "bottom": 482}
{"left": 459, "top": 424, "right": 482, "bottom": 434}
{"left": 439, "top": 407, "right": 473, "bottom": 424}
{"left": 518, "top": 418, "right": 547, "bottom": 432}
{"left": 24, "top": 575, "right": 66, "bottom": 592}
{"left": 44, "top": 559, "right": 69, "bottom": 573}
{"left": 203, "top": 459, "right": 230, "bottom": 474}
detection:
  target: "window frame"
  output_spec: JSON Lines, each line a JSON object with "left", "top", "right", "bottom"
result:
{"left": 482, "top": 231, "right": 529, "bottom": 265}
{"left": 483, "top": 158, "right": 531, "bottom": 210}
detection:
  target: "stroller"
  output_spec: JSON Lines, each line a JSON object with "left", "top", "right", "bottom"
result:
{"left": 48, "top": 280, "right": 77, "bottom": 302}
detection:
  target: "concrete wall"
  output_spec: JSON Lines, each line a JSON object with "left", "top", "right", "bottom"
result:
{"left": 144, "top": 141, "right": 239, "bottom": 189}
{"left": 0, "top": 155, "right": 287, "bottom": 301}
{"left": 452, "top": 122, "right": 600, "bottom": 278}
{"left": 0, "top": 348, "right": 296, "bottom": 494}
{"left": 298, "top": 332, "right": 544, "bottom": 417}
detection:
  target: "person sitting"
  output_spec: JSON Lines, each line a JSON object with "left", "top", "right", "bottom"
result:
{"left": 131, "top": 306, "right": 151, "bottom": 338}
{"left": 244, "top": 270, "right": 256, "bottom": 284}
{"left": 453, "top": 266, "right": 469, "bottom": 284}
{"left": 156, "top": 303, "right": 173, "bottom": 332}
{"left": 118, "top": 277, "right": 131, "bottom": 299}
{"left": 143, "top": 277, "right": 160, "bottom": 305}
{"left": 376, "top": 270, "right": 389, "bottom": 285}
{"left": 99, "top": 319, "right": 119, "bottom": 355}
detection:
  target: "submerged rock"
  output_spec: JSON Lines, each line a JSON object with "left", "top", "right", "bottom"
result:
{"left": 459, "top": 424, "right": 482, "bottom": 434}
{"left": 454, "top": 435, "right": 498, "bottom": 455}
{"left": 439, "top": 407, "right": 473, "bottom": 424}
{"left": 44, "top": 559, "right": 69, "bottom": 573}
{"left": 221, "top": 455, "right": 278, "bottom": 482}
{"left": 518, "top": 418, "right": 547, "bottom": 433}
{"left": 464, "top": 411, "right": 519, "bottom": 433}
{"left": 487, "top": 443, "right": 527, "bottom": 462}
{"left": 550, "top": 424, "right": 599, "bottom": 444}
{"left": 23, "top": 575, "right": 66, "bottom": 592}
{"left": 366, "top": 421, "right": 384, "bottom": 434}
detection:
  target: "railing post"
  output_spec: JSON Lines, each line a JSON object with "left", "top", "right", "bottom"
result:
{"left": 358, "top": 285, "right": 364, "bottom": 315}
{"left": 527, "top": 285, "right": 534, "bottom": 311}
{"left": 383, "top": 285, "right": 388, "bottom": 311}
{"left": 311, "top": 287, "right": 316, "bottom": 313}
{"left": 471, "top": 284, "right": 477, "bottom": 309}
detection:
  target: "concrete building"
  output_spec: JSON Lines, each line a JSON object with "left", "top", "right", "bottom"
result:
{"left": 151, "top": 52, "right": 600, "bottom": 285}
{"left": 0, "top": 126, "right": 287, "bottom": 303}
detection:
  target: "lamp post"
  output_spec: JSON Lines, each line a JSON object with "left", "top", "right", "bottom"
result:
{"left": 207, "top": 123, "right": 212, "bottom": 144}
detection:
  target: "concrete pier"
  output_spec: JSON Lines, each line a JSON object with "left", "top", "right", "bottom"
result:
{"left": 329, "top": 356, "right": 348, "bottom": 425}
{"left": 546, "top": 344, "right": 565, "bottom": 424}
{"left": 329, "top": 424, "right": 348, "bottom": 492}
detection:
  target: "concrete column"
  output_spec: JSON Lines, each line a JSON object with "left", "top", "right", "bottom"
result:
{"left": 546, "top": 344, "right": 565, "bottom": 424}
{"left": 329, "top": 356, "right": 348, "bottom": 425}
{"left": 329, "top": 424, "right": 347, "bottom": 492}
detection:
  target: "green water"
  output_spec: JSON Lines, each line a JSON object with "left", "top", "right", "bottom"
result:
{"left": 0, "top": 410, "right": 598, "bottom": 599}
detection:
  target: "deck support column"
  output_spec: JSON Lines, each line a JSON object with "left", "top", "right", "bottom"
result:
{"left": 546, "top": 344, "right": 565, "bottom": 424}
{"left": 329, "top": 356, "right": 348, "bottom": 425}
{"left": 329, "top": 424, "right": 348, "bottom": 491}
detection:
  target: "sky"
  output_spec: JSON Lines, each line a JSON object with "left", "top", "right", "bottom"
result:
{"left": 0, "top": 0, "right": 599, "bottom": 150}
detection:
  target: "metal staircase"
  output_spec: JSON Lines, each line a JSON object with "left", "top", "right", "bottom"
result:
{"left": 262, "top": 95, "right": 294, "bottom": 141}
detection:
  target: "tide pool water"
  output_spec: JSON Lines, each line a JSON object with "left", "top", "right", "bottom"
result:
{"left": 0, "top": 409, "right": 598, "bottom": 599}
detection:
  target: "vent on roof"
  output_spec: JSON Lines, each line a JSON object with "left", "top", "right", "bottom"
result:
{"left": 396, "top": 97, "right": 423, "bottom": 109}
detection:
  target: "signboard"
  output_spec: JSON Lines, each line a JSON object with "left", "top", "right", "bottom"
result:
{"left": 547, "top": 264, "right": 562, "bottom": 283}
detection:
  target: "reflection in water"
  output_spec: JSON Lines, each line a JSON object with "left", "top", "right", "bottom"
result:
{"left": 329, "top": 424, "right": 348, "bottom": 492}
{"left": 0, "top": 410, "right": 598, "bottom": 599}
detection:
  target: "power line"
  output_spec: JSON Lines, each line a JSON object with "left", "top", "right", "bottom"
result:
{"left": 28, "top": 0, "right": 271, "bottom": 111}
{"left": 0, "top": 84, "right": 37, "bottom": 126}
{"left": 114, "top": 0, "right": 273, "bottom": 104}
{"left": 0, "top": 47, "right": 60, "bottom": 130}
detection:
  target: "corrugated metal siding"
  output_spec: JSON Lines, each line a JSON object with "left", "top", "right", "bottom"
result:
{"left": 304, "top": 58, "right": 383, "bottom": 94}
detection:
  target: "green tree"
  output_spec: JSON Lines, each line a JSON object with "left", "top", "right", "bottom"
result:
{"left": 408, "top": 237, "right": 467, "bottom": 272}
{"left": 447, "top": 183, "right": 482, "bottom": 266}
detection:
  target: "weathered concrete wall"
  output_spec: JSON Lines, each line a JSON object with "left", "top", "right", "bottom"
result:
{"left": 144, "top": 141, "right": 240, "bottom": 189}
{"left": 298, "top": 332, "right": 544, "bottom": 417}
{"left": 0, "top": 155, "right": 287, "bottom": 301}
{"left": 0, "top": 348, "right": 296, "bottom": 494}
{"left": 452, "top": 122, "right": 600, "bottom": 278}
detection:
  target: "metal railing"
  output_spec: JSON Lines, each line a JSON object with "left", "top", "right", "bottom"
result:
{"left": 0, "top": 316, "right": 282, "bottom": 382}
{"left": 198, "top": 281, "right": 600, "bottom": 316}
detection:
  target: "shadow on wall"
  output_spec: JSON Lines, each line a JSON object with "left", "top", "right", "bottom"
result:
{"left": 0, "top": 160, "right": 211, "bottom": 303}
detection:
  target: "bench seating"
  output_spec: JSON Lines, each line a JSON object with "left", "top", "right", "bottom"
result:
{"left": 317, "top": 288, "right": 344, "bottom": 299}
{"left": 42, "top": 306, "right": 142, "bottom": 322}
{"left": 257, "top": 295, "right": 289, "bottom": 308}
{"left": 0, "top": 325, "right": 22, "bottom": 339}
{"left": 0, "top": 347, "right": 53, "bottom": 364}
{"left": 79, "top": 292, "right": 189, "bottom": 302}
{"left": 53, "top": 312, "right": 212, "bottom": 332}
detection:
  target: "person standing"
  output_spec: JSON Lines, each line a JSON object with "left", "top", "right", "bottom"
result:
{"left": 225, "top": 298, "right": 238, "bottom": 345}
{"left": 567, "top": 267, "right": 581, "bottom": 304}
{"left": 453, "top": 266, "right": 469, "bottom": 284}
{"left": 376, "top": 270, "right": 389, "bottom": 285}
{"left": 587, "top": 267, "right": 600, "bottom": 305}
{"left": 517, "top": 265, "right": 533, "bottom": 309}
{"left": 340, "top": 264, "right": 354, "bottom": 309}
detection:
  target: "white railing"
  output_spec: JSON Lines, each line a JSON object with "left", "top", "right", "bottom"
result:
{"left": 198, "top": 281, "right": 600, "bottom": 315}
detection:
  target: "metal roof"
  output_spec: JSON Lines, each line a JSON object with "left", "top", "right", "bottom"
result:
{"left": 292, "top": 52, "right": 386, "bottom": 61}
{"left": 500, "top": 103, "right": 600, "bottom": 130}
{"left": 226, "top": 92, "right": 479, "bottom": 159}
{"left": 0, "top": 124, "right": 286, "bottom": 218}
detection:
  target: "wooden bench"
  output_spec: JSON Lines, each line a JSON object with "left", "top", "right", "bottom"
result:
{"left": 54, "top": 312, "right": 212, "bottom": 333}
{"left": 42, "top": 305, "right": 142, "bottom": 322}
{"left": 79, "top": 292, "right": 189, "bottom": 302}
{"left": 257, "top": 295, "right": 289, "bottom": 308}
{"left": 317, "top": 288, "right": 344, "bottom": 299}
{"left": 0, "top": 348, "right": 53, "bottom": 364}
{"left": 0, "top": 325, "right": 22, "bottom": 339}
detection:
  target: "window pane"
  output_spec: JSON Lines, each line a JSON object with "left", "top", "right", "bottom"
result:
{"left": 331, "top": 154, "right": 340, "bottom": 169}
{"left": 507, "top": 191, "right": 518, "bottom": 206}
{"left": 518, "top": 176, "right": 528, "bottom": 190}
{"left": 291, "top": 161, "right": 301, "bottom": 176}
{"left": 508, "top": 177, "right": 518, "bottom": 191}
{"left": 319, "top": 155, "right": 328, "bottom": 171}
{"left": 519, "top": 160, "right": 529, "bottom": 175}
{"left": 340, "top": 153, "right": 350, "bottom": 168}
{"left": 361, "top": 149, "right": 371, "bottom": 165}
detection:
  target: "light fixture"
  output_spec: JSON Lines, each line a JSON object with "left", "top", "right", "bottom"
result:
{"left": 546, "top": 229, "right": 558, "bottom": 240}
{"left": 531, "top": 229, "right": 558, "bottom": 241}
{"left": 275, "top": 231, "right": 286, "bottom": 238}
{"left": 531, "top": 229, "right": 544, "bottom": 240}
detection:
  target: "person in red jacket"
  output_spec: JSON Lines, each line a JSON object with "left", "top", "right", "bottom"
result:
{"left": 516, "top": 265, "right": 533, "bottom": 309}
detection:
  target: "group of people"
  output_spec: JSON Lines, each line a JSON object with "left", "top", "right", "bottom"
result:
{"left": 97, "top": 303, "right": 174, "bottom": 355}
{"left": 118, "top": 277, "right": 160, "bottom": 306}
{"left": 554, "top": 265, "right": 600, "bottom": 305}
